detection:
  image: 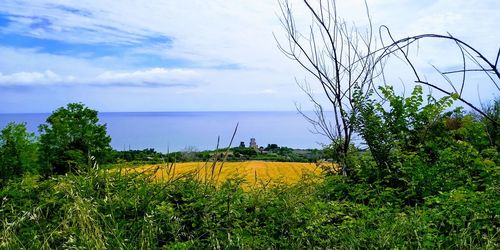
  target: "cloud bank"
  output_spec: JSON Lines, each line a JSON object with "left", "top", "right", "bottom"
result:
{"left": 0, "top": 0, "right": 498, "bottom": 112}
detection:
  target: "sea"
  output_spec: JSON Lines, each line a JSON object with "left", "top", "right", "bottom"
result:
{"left": 0, "top": 112, "right": 329, "bottom": 152}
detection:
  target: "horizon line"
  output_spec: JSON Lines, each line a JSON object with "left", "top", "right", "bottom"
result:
{"left": 0, "top": 110, "right": 330, "bottom": 115}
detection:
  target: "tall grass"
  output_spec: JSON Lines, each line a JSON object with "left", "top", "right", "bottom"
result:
{"left": 1, "top": 166, "right": 498, "bottom": 249}
{"left": 1, "top": 124, "right": 498, "bottom": 248}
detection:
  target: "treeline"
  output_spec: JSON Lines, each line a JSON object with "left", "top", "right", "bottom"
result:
{"left": 109, "top": 146, "right": 323, "bottom": 165}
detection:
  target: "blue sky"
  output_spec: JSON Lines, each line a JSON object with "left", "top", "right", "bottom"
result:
{"left": 0, "top": 0, "right": 498, "bottom": 113}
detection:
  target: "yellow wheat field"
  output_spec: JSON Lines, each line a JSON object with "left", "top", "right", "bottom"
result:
{"left": 121, "top": 161, "right": 323, "bottom": 188}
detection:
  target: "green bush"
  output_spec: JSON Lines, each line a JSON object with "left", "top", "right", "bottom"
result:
{"left": 0, "top": 122, "right": 38, "bottom": 184}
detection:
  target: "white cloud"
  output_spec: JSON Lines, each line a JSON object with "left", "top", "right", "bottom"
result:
{"left": 0, "top": 0, "right": 297, "bottom": 69}
{"left": 0, "top": 67, "right": 200, "bottom": 87}
{"left": 0, "top": 70, "right": 74, "bottom": 85}
{"left": 0, "top": 0, "right": 497, "bottom": 69}
{"left": 0, "top": 46, "right": 106, "bottom": 76}
{"left": 260, "top": 89, "right": 277, "bottom": 95}
{"left": 369, "top": 0, "right": 499, "bottom": 54}
{"left": 0, "top": 0, "right": 498, "bottom": 112}
{"left": 96, "top": 68, "right": 199, "bottom": 85}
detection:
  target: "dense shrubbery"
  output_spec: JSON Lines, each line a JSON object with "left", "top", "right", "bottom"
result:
{"left": 0, "top": 159, "right": 497, "bottom": 248}
{"left": 0, "top": 92, "right": 499, "bottom": 248}
{"left": 353, "top": 86, "right": 498, "bottom": 203}
{"left": 0, "top": 123, "right": 38, "bottom": 185}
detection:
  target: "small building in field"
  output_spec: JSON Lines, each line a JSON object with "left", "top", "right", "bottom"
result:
{"left": 249, "top": 138, "right": 257, "bottom": 149}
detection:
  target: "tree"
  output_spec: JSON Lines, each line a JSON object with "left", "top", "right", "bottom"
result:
{"left": 374, "top": 31, "right": 500, "bottom": 125}
{"left": 265, "top": 144, "right": 279, "bottom": 151}
{"left": 277, "top": 0, "right": 378, "bottom": 175}
{"left": 39, "top": 103, "right": 111, "bottom": 175}
{"left": 0, "top": 122, "right": 38, "bottom": 183}
{"left": 277, "top": 0, "right": 499, "bottom": 177}
{"left": 481, "top": 97, "right": 500, "bottom": 148}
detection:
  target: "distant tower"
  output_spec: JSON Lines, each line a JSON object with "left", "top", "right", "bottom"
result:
{"left": 249, "top": 138, "right": 257, "bottom": 149}
{"left": 239, "top": 141, "right": 245, "bottom": 148}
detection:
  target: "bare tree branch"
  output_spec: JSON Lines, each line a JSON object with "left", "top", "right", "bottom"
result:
{"left": 277, "top": 0, "right": 378, "bottom": 176}
{"left": 277, "top": 0, "right": 499, "bottom": 176}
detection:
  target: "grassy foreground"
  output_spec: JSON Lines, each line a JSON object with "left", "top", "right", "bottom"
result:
{"left": 1, "top": 165, "right": 498, "bottom": 249}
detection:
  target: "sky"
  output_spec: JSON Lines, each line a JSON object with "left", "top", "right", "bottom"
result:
{"left": 0, "top": 0, "right": 498, "bottom": 113}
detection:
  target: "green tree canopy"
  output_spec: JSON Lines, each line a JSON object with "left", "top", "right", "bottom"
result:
{"left": 39, "top": 103, "right": 111, "bottom": 175}
{"left": 0, "top": 122, "right": 38, "bottom": 183}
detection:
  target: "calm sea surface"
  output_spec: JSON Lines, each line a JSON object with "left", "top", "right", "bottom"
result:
{"left": 0, "top": 112, "right": 329, "bottom": 152}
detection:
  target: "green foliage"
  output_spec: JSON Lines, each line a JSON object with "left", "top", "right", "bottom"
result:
{"left": 351, "top": 85, "right": 498, "bottom": 207}
{"left": 355, "top": 85, "right": 456, "bottom": 175}
{"left": 400, "top": 139, "right": 496, "bottom": 204}
{"left": 265, "top": 143, "right": 279, "bottom": 151}
{"left": 481, "top": 97, "right": 500, "bottom": 148}
{"left": 0, "top": 122, "right": 38, "bottom": 184}
{"left": 1, "top": 167, "right": 498, "bottom": 249}
{"left": 38, "top": 103, "right": 111, "bottom": 175}
{"left": 1, "top": 97, "right": 499, "bottom": 248}
{"left": 232, "top": 146, "right": 258, "bottom": 157}
{"left": 104, "top": 144, "right": 322, "bottom": 164}
{"left": 108, "top": 148, "right": 166, "bottom": 164}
